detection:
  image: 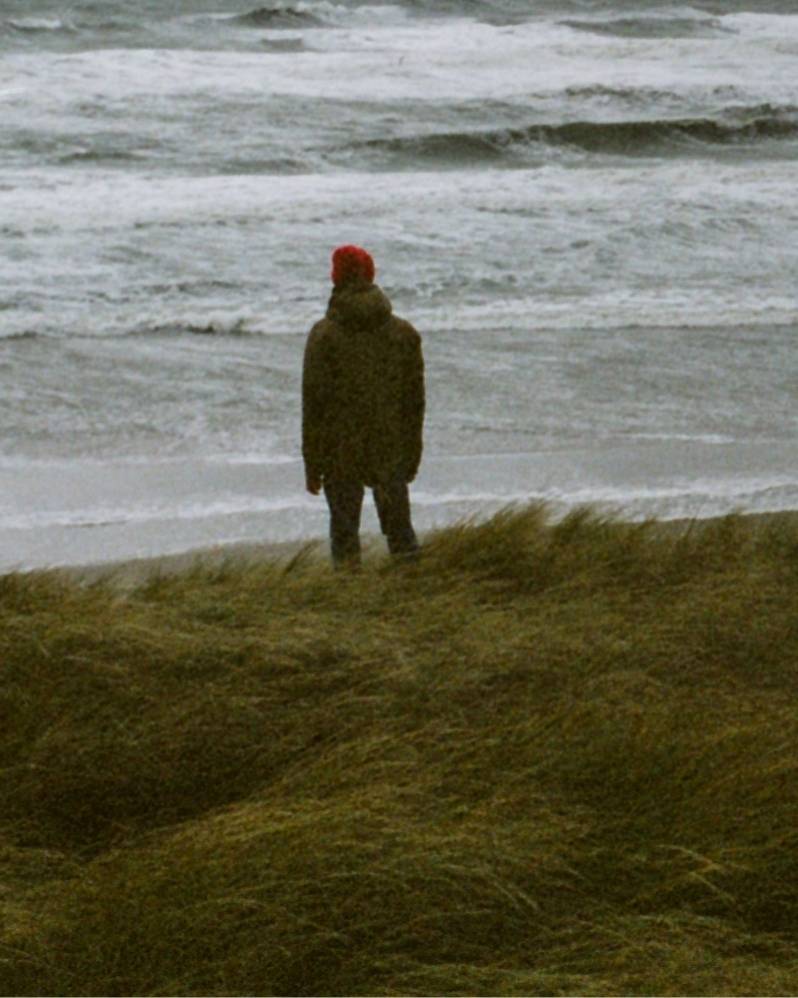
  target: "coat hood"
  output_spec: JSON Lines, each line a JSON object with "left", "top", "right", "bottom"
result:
{"left": 326, "top": 280, "right": 392, "bottom": 330}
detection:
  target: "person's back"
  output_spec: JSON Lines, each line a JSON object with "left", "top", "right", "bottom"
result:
{"left": 302, "top": 246, "right": 425, "bottom": 566}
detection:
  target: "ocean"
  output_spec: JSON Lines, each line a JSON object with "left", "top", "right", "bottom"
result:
{"left": 1, "top": 0, "right": 797, "bottom": 569}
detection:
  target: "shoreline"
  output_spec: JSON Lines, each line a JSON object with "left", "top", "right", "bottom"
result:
{"left": 6, "top": 441, "right": 798, "bottom": 579}
{"left": 39, "top": 507, "right": 798, "bottom": 589}
{"left": 53, "top": 536, "right": 330, "bottom": 588}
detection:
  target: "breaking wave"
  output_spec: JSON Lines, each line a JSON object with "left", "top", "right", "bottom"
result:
{"left": 231, "top": 5, "right": 325, "bottom": 29}
{"left": 0, "top": 320, "right": 267, "bottom": 342}
{"left": 58, "top": 147, "right": 148, "bottom": 165}
{"left": 561, "top": 14, "right": 726, "bottom": 40}
{"left": 5, "top": 17, "right": 75, "bottom": 34}
{"left": 354, "top": 106, "right": 798, "bottom": 166}
{"left": 125, "top": 319, "right": 261, "bottom": 339}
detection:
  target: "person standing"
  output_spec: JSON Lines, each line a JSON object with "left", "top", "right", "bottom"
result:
{"left": 302, "top": 245, "right": 425, "bottom": 567}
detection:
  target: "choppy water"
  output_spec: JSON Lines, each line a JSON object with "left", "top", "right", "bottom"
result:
{"left": 1, "top": 0, "right": 797, "bottom": 568}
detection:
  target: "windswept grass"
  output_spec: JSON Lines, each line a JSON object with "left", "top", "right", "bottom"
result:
{"left": 3, "top": 505, "right": 798, "bottom": 995}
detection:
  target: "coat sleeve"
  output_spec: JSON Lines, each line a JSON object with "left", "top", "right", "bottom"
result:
{"left": 302, "top": 323, "right": 330, "bottom": 480}
{"left": 401, "top": 325, "right": 425, "bottom": 482}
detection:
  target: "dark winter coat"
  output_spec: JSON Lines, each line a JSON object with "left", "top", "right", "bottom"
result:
{"left": 302, "top": 279, "right": 425, "bottom": 487}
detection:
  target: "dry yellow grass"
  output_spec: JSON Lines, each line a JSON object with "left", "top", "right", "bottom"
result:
{"left": 2, "top": 505, "right": 798, "bottom": 995}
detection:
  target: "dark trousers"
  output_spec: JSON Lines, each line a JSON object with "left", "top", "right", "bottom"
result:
{"left": 323, "top": 477, "right": 419, "bottom": 567}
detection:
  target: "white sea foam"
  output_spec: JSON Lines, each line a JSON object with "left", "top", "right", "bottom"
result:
{"left": 1, "top": 160, "right": 796, "bottom": 340}
{"left": 7, "top": 17, "right": 71, "bottom": 32}
{"left": 3, "top": 12, "right": 798, "bottom": 108}
{"left": 721, "top": 12, "right": 798, "bottom": 40}
{"left": 0, "top": 495, "right": 320, "bottom": 532}
{"left": 0, "top": 453, "right": 298, "bottom": 470}
{"left": 2, "top": 158, "right": 794, "bottom": 232}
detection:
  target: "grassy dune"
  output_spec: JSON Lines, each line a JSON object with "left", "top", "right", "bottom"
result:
{"left": 3, "top": 505, "right": 798, "bottom": 996}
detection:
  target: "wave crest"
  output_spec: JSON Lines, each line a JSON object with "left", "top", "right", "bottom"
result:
{"left": 562, "top": 14, "right": 726, "bottom": 40}
{"left": 6, "top": 16, "right": 75, "bottom": 34}
{"left": 232, "top": 5, "right": 324, "bottom": 29}
{"left": 126, "top": 319, "right": 259, "bottom": 339}
{"left": 353, "top": 106, "right": 798, "bottom": 167}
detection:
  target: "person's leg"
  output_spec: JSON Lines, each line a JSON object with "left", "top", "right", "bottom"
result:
{"left": 323, "top": 478, "right": 365, "bottom": 567}
{"left": 373, "top": 478, "right": 419, "bottom": 558}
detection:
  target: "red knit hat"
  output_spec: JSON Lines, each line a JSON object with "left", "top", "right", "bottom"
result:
{"left": 331, "top": 245, "right": 376, "bottom": 286}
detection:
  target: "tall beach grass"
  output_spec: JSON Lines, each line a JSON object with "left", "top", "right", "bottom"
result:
{"left": 2, "top": 505, "right": 798, "bottom": 995}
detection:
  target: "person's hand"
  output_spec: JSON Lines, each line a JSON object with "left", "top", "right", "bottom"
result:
{"left": 306, "top": 473, "right": 322, "bottom": 496}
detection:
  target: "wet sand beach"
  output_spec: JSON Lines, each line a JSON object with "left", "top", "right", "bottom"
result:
{"left": 45, "top": 507, "right": 798, "bottom": 589}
